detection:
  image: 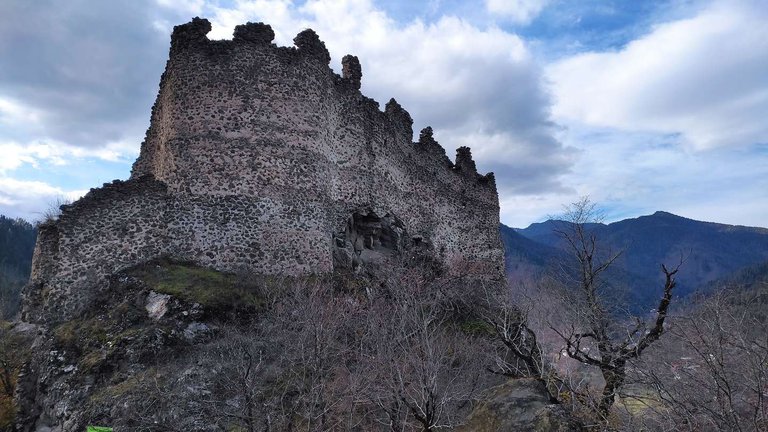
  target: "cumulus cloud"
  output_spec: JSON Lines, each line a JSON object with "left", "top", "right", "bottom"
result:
{"left": 0, "top": 137, "right": 134, "bottom": 220}
{"left": 0, "top": 140, "right": 135, "bottom": 175}
{"left": 553, "top": 125, "right": 768, "bottom": 227}
{"left": 0, "top": 97, "right": 44, "bottom": 128}
{"left": 547, "top": 0, "right": 768, "bottom": 150}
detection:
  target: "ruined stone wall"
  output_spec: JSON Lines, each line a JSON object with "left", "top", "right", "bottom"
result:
{"left": 26, "top": 18, "right": 505, "bottom": 322}
{"left": 25, "top": 177, "right": 171, "bottom": 321}
{"left": 131, "top": 17, "right": 503, "bottom": 272}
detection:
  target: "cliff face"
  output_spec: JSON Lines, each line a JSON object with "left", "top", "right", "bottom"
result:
{"left": 24, "top": 18, "right": 504, "bottom": 323}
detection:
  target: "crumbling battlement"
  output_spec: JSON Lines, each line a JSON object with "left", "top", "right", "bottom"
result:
{"left": 25, "top": 18, "right": 505, "bottom": 323}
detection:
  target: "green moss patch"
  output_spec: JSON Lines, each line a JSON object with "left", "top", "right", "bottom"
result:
{"left": 127, "top": 260, "right": 267, "bottom": 314}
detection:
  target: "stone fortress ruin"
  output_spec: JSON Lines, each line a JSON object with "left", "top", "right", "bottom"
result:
{"left": 24, "top": 18, "right": 505, "bottom": 323}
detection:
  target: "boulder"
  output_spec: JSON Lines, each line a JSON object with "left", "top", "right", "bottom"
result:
{"left": 458, "top": 379, "right": 580, "bottom": 432}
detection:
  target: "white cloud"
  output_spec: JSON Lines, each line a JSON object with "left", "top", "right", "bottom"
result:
{"left": 547, "top": 0, "right": 768, "bottom": 151}
{"left": 552, "top": 123, "right": 768, "bottom": 227}
{"left": 0, "top": 141, "right": 68, "bottom": 173}
{"left": 0, "top": 0, "right": 572, "bottom": 221}
{"left": 0, "top": 139, "right": 137, "bottom": 175}
{"left": 207, "top": 0, "right": 298, "bottom": 41}
{"left": 0, "top": 1, "right": 166, "bottom": 153}
{"left": 0, "top": 178, "right": 62, "bottom": 198}
{"left": 485, "top": 0, "right": 550, "bottom": 24}
{"left": 155, "top": 0, "right": 205, "bottom": 15}
{"left": 499, "top": 193, "right": 570, "bottom": 227}
{"left": 6, "top": 0, "right": 762, "bottom": 228}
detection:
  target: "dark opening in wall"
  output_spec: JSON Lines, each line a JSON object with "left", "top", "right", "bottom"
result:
{"left": 350, "top": 211, "right": 404, "bottom": 252}
{"left": 333, "top": 210, "right": 417, "bottom": 270}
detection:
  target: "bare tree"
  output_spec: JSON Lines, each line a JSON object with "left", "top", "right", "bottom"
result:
{"left": 478, "top": 284, "right": 564, "bottom": 398}
{"left": 548, "top": 197, "right": 682, "bottom": 419}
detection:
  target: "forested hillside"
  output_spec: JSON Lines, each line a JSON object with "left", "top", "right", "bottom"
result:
{"left": 0, "top": 216, "right": 36, "bottom": 318}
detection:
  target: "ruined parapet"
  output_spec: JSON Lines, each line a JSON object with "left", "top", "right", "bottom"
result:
{"left": 385, "top": 98, "right": 414, "bottom": 140}
{"left": 27, "top": 223, "right": 59, "bottom": 287}
{"left": 418, "top": 126, "right": 438, "bottom": 147}
{"left": 293, "top": 28, "right": 331, "bottom": 64}
{"left": 233, "top": 22, "right": 275, "bottom": 44}
{"left": 26, "top": 18, "right": 505, "bottom": 323}
{"left": 455, "top": 146, "right": 478, "bottom": 177}
{"left": 24, "top": 176, "right": 172, "bottom": 323}
{"left": 342, "top": 55, "right": 362, "bottom": 90}
{"left": 170, "top": 17, "right": 211, "bottom": 52}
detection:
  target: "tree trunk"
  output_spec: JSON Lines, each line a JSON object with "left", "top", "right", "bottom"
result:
{"left": 598, "top": 363, "right": 625, "bottom": 416}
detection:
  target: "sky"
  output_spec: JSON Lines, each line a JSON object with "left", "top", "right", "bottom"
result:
{"left": 0, "top": 0, "right": 766, "bottom": 228}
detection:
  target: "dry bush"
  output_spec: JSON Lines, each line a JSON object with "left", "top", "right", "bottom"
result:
{"left": 102, "top": 264, "right": 499, "bottom": 431}
{"left": 629, "top": 283, "right": 768, "bottom": 432}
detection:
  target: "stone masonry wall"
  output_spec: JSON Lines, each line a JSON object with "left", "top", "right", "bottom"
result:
{"left": 26, "top": 176, "right": 170, "bottom": 322}
{"left": 25, "top": 18, "right": 505, "bottom": 323}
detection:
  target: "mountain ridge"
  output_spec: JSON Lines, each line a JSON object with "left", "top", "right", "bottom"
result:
{"left": 510, "top": 210, "right": 768, "bottom": 304}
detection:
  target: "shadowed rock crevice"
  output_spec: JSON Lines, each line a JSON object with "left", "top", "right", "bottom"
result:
{"left": 333, "top": 210, "right": 412, "bottom": 270}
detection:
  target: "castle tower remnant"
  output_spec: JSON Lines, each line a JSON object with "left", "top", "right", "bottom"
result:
{"left": 24, "top": 18, "right": 505, "bottom": 323}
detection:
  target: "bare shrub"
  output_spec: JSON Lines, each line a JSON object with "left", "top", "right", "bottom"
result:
{"left": 630, "top": 282, "right": 768, "bottom": 431}
{"left": 358, "top": 266, "right": 490, "bottom": 431}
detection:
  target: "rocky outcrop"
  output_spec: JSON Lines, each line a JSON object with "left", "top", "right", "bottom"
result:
{"left": 458, "top": 379, "right": 580, "bottom": 432}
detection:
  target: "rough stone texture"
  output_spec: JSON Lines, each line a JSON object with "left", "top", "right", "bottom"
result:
{"left": 233, "top": 22, "right": 275, "bottom": 44}
{"left": 458, "top": 379, "right": 580, "bottom": 432}
{"left": 24, "top": 17, "right": 504, "bottom": 323}
{"left": 341, "top": 54, "right": 362, "bottom": 90}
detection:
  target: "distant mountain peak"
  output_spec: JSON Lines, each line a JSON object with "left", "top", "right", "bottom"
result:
{"left": 513, "top": 210, "right": 768, "bottom": 304}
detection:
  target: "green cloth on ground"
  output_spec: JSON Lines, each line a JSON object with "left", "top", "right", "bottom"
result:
{"left": 86, "top": 427, "right": 113, "bottom": 432}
